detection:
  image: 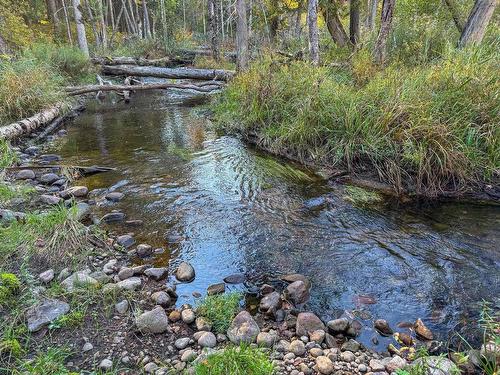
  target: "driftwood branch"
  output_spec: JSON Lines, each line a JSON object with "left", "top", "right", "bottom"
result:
{"left": 65, "top": 81, "right": 224, "bottom": 96}
{"left": 0, "top": 104, "right": 64, "bottom": 140}
{"left": 101, "top": 65, "right": 235, "bottom": 81}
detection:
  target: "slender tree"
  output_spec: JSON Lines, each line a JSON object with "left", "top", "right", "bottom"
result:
{"left": 62, "top": 0, "right": 74, "bottom": 45}
{"left": 72, "top": 0, "right": 90, "bottom": 57}
{"left": 142, "top": 0, "right": 152, "bottom": 38}
{"left": 373, "top": 0, "right": 395, "bottom": 64}
{"left": 322, "top": 1, "right": 351, "bottom": 47}
{"left": 45, "top": 0, "right": 60, "bottom": 35}
{"left": 208, "top": 0, "right": 220, "bottom": 61}
{"left": 366, "top": 0, "right": 378, "bottom": 30}
{"left": 349, "top": 0, "right": 360, "bottom": 44}
{"left": 308, "top": 0, "right": 320, "bottom": 65}
{"left": 443, "top": 0, "right": 465, "bottom": 32}
{"left": 236, "top": 0, "right": 249, "bottom": 71}
{"left": 458, "top": 0, "right": 498, "bottom": 47}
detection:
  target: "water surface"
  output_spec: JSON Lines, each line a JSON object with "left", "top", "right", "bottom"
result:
{"left": 47, "top": 91, "right": 500, "bottom": 349}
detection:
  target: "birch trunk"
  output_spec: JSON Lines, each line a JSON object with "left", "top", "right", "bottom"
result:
{"left": 72, "top": 0, "right": 90, "bottom": 57}
{"left": 208, "top": 0, "right": 220, "bottom": 61}
{"left": 308, "top": 0, "right": 320, "bottom": 65}
{"left": 458, "top": 0, "right": 497, "bottom": 47}
{"left": 236, "top": 0, "right": 249, "bottom": 71}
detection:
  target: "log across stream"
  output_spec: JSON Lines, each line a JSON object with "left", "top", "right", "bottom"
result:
{"left": 42, "top": 90, "right": 500, "bottom": 350}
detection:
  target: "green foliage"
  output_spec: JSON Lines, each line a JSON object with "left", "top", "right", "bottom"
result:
{"left": 0, "top": 182, "right": 35, "bottom": 204}
{"left": 196, "top": 292, "right": 242, "bottom": 334}
{"left": 0, "top": 338, "right": 24, "bottom": 358}
{"left": 18, "top": 347, "right": 76, "bottom": 375}
{"left": 0, "top": 57, "right": 64, "bottom": 124}
{"left": 49, "top": 310, "right": 85, "bottom": 330}
{"left": 344, "top": 186, "right": 383, "bottom": 206}
{"left": 478, "top": 301, "right": 499, "bottom": 375}
{"left": 194, "top": 345, "right": 275, "bottom": 375}
{"left": 23, "top": 43, "right": 95, "bottom": 84}
{"left": 215, "top": 44, "right": 500, "bottom": 197}
{"left": 0, "top": 139, "right": 18, "bottom": 168}
{"left": 0, "top": 273, "right": 21, "bottom": 307}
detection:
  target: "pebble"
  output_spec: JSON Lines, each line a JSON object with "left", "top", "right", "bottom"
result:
{"left": 180, "top": 349, "right": 197, "bottom": 362}
{"left": 198, "top": 332, "right": 217, "bottom": 348}
{"left": 289, "top": 339, "right": 306, "bottom": 356}
{"left": 39, "top": 269, "right": 54, "bottom": 283}
{"left": 114, "top": 299, "right": 129, "bottom": 314}
{"left": 181, "top": 309, "right": 196, "bottom": 324}
{"left": 316, "top": 356, "right": 334, "bottom": 374}
{"left": 174, "top": 337, "right": 190, "bottom": 350}
{"left": 99, "top": 358, "right": 113, "bottom": 370}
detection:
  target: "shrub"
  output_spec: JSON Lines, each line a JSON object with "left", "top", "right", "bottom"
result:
{"left": 196, "top": 292, "right": 242, "bottom": 334}
{"left": 0, "top": 58, "right": 64, "bottom": 123}
{"left": 194, "top": 345, "right": 275, "bottom": 375}
{"left": 215, "top": 45, "right": 499, "bottom": 197}
{"left": 0, "top": 273, "right": 21, "bottom": 306}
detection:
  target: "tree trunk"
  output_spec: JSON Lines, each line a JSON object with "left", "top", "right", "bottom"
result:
{"left": 99, "top": 0, "right": 108, "bottom": 48}
{"left": 62, "top": 0, "right": 74, "bottom": 45}
{"left": 458, "top": 0, "right": 497, "bottom": 47}
{"left": 322, "top": 2, "right": 351, "bottom": 47}
{"left": 373, "top": 0, "right": 395, "bottom": 64}
{"left": 85, "top": 0, "right": 101, "bottom": 48}
{"left": 142, "top": 0, "right": 152, "bottom": 38}
{"left": 101, "top": 64, "right": 235, "bottom": 81}
{"left": 349, "top": 0, "right": 360, "bottom": 44}
{"left": 308, "top": 0, "right": 320, "bottom": 65}
{"left": 443, "top": 0, "right": 465, "bottom": 32}
{"left": 236, "top": 0, "right": 249, "bottom": 71}
{"left": 45, "top": 0, "right": 60, "bottom": 35}
{"left": 0, "top": 33, "right": 8, "bottom": 55}
{"left": 208, "top": 0, "right": 220, "bottom": 61}
{"left": 367, "top": 0, "right": 378, "bottom": 30}
{"left": 72, "top": 0, "right": 90, "bottom": 57}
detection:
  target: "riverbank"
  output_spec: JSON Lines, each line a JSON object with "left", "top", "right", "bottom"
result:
{"left": 213, "top": 45, "right": 499, "bottom": 202}
{"left": 1, "top": 101, "right": 498, "bottom": 375}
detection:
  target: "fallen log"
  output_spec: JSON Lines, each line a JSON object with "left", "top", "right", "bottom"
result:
{"left": 101, "top": 65, "right": 235, "bottom": 81}
{"left": 92, "top": 56, "right": 193, "bottom": 67}
{"left": 34, "top": 105, "right": 85, "bottom": 142}
{"left": 0, "top": 104, "right": 64, "bottom": 140}
{"left": 65, "top": 81, "right": 224, "bottom": 96}
{"left": 7, "top": 164, "right": 115, "bottom": 176}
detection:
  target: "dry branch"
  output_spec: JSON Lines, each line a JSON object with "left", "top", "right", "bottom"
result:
{"left": 65, "top": 81, "right": 223, "bottom": 96}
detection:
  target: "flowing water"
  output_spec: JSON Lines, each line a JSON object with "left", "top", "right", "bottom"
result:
{"left": 47, "top": 90, "right": 499, "bottom": 349}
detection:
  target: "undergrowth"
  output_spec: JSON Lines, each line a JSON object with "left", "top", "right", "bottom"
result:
{"left": 215, "top": 44, "right": 500, "bottom": 197}
{"left": 196, "top": 292, "right": 242, "bottom": 334}
{"left": 194, "top": 345, "right": 275, "bottom": 375}
{"left": 0, "top": 140, "right": 17, "bottom": 168}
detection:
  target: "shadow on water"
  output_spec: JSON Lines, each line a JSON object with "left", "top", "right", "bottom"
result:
{"left": 47, "top": 91, "right": 500, "bottom": 350}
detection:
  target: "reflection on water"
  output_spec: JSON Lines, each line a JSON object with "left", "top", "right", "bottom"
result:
{"left": 48, "top": 91, "right": 500, "bottom": 349}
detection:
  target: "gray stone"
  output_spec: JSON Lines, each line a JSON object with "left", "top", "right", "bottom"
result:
{"left": 296, "top": 312, "right": 325, "bottom": 337}
{"left": 117, "top": 267, "right": 135, "bottom": 280}
{"left": 135, "top": 306, "right": 169, "bottom": 334}
{"left": 136, "top": 243, "right": 153, "bottom": 257}
{"left": 116, "top": 234, "right": 135, "bottom": 248}
{"left": 115, "top": 300, "right": 129, "bottom": 314}
{"left": 316, "top": 356, "right": 334, "bottom": 374}
{"left": 181, "top": 349, "right": 197, "bottom": 362}
{"left": 256, "top": 332, "right": 278, "bottom": 347}
{"left": 227, "top": 311, "right": 260, "bottom": 344}
{"left": 327, "top": 318, "right": 350, "bottom": 333}
{"left": 60, "top": 186, "right": 88, "bottom": 198}
{"left": 27, "top": 299, "right": 70, "bottom": 332}
{"left": 82, "top": 342, "right": 94, "bottom": 352}
{"left": 309, "top": 329, "right": 326, "bottom": 344}
{"left": 284, "top": 280, "right": 310, "bottom": 305}
{"left": 259, "top": 291, "right": 281, "bottom": 315}
{"left": 40, "top": 173, "right": 59, "bottom": 184}
{"left": 16, "top": 169, "right": 35, "bottom": 180}
{"left": 61, "top": 272, "right": 98, "bottom": 292}
{"left": 144, "top": 362, "right": 158, "bottom": 373}
{"left": 386, "top": 355, "right": 407, "bottom": 372}
{"left": 198, "top": 332, "right": 217, "bottom": 348}
{"left": 116, "top": 277, "right": 142, "bottom": 291}
{"left": 181, "top": 309, "right": 196, "bottom": 324}
{"left": 102, "top": 212, "right": 126, "bottom": 223}
{"left": 340, "top": 351, "right": 355, "bottom": 362}
{"left": 341, "top": 339, "right": 360, "bottom": 352}
{"left": 151, "top": 291, "right": 171, "bottom": 307}
{"left": 175, "top": 261, "right": 195, "bottom": 282}
{"left": 175, "top": 337, "right": 191, "bottom": 350}
{"left": 73, "top": 202, "right": 91, "bottom": 221}
{"left": 369, "top": 359, "right": 386, "bottom": 372}
{"left": 99, "top": 358, "right": 113, "bottom": 370}
{"left": 289, "top": 339, "right": 306, "bottom": 356}
{"left": 412, "top": 356, "right": 459, "bottom": 375}
{"left": 105, "top": 192, "right": 124, "bottom": 202}
{"left": 223, "top": 274, "right": 245, "bottom": 284}
{"left": 39, "top": 269, "right": 54, "bottom": 284}
{"left": 40, "top": 194, "right": 62, "bottom": 205}
{"left": 144, "top": 267, "right": 168, "bottom": 281}
{"left": 207, "top": 283, "right": 225, "bottom": 295}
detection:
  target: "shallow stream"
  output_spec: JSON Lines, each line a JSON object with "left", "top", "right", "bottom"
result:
{"left": 47, "top": 90, "right": 499, "bottom": 350}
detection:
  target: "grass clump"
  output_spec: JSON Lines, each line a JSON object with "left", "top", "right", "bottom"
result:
{"left": 49, "top": 310, "right": 86, "bottom": 330}
{"left": 0, "top": 338, "right": 24, "bottom": 359}
{"left": 0, "top": 273, "right": 21, "bottom": 307}
{"left": 196, "top": 292, "right": 242, "bottom": 334}
{"left": 0, "top": 182, "right": 35, "bottom": 204}
{"left": 195, "top": 345, "right": 275, "bottom": 375}
{"left": 17, "top": 347, "right": 76, "bottom": 375}
{"left": 0, "top": 140, "right": 18, "bottom": 168}
{"left": 215, "top": 45, "right": 499, "bottom": 197}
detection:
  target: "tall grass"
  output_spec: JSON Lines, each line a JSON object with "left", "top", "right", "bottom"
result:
{"left": 0, "top": 139, "right": 18, "bottom": 168}
{"left": 196, "top": 292, "right": 242, "bottom": 334}
{"left": 215, "top": 45, "right": 500, "bottom": 197}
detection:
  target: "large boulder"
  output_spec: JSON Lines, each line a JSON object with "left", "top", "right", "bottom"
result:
{"left": 283, "top": 280, "right": 310, "bottom": 305}
{"left": 135, "top": 306, "right": 169, "bottom": 334}
{"left": 27, "top": 299, "right": 70, "bottom": 332}
{"left": 412, "top": 356, "right": 459, "bottom": 375}
{"left": 296, "top": 312, "right": 325, "bottom": 337}
{"left": 227, "top": 311, "right": 260, "bottom": 344}
{"left": 175, "top": 261, "right": 195, "bottom": 282}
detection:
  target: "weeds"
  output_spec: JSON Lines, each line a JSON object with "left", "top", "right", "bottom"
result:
{"left": 215, "top": 45, "right": 500, "bottom": 197}
{"left": 0, "top": 182, "right": 34, "bottom": 204}
{"left": 194, "top": 345, "right": 275, "bottom": 375}
{"left": 196, "top": 292, "right": 242, "bottom": 334}
{"left": 16, "top": 347, "right": 75, "bottom": 375}
{"left": 0, "top": 140, "right": 17, "bottom": 168}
